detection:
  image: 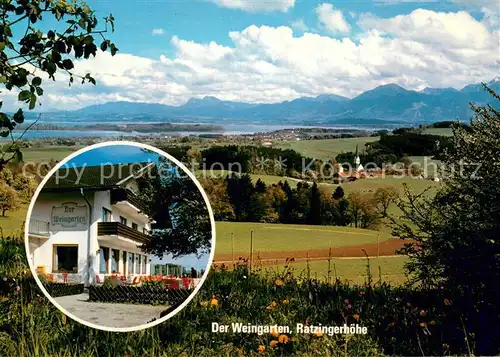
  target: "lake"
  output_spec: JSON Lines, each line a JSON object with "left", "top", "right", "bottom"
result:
{"left": 5, "top": 122, "right": 383, "bottom": 140}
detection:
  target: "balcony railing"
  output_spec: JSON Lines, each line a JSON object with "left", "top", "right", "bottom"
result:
{"left": 110, "top": 189, "right": 149, "bottom": 213}
{"left": 28, "top": 219, "right": 50, "bottom": 237}
{"left": 97, "top": 222, "right": 151, "bottom": 244}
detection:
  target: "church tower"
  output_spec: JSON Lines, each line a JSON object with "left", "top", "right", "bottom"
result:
{"left": 354, "top": 144, "right": 363, "bottom": 172}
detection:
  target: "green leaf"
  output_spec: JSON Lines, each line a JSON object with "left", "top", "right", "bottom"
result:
{"left": 13, "top": 149, "right": 23, "bottom": 164}
{"left": 18, "top": 90, "right": 31, "bottom": 102}
{"left": 13, "top": 109, "right": 24, "bottom": 124}
{"left": 0, "top": 131, "right": 9, "bottom": 138}
{"left": 0, "top": 113, "right": 9, "bottom": 126}
{"left": 100, "top": 41, "right": 108, "bottom": 52}
{"left": 62, "top": 59, "right": 74, "bottom": 70}
{"left": 32, "top": 77, "right": 42, "bottom": 87}
{"left": 0, "top": 42, "right": 5, "bottom": 52}
{"left": 83, "top": 35, "right": 93, "bottom": 45}
{"left": 51, "top": 51, "right": 62, "bottom": 63}
{"left": 36, "top": 87, "right": 44, "bottom": 96}
{"left": 29, "top": 95, "right": 37, "bottom": 110}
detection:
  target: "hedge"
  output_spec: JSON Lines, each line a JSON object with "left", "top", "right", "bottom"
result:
{"left": 88, "top": 285, "right": 192, "bottom": 305}
{"left": 44, "top": 282, "right": 85, "bottom": 297}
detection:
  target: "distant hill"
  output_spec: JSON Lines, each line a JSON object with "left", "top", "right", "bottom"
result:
{"left": 32, "top": 79, "right": 500, "bottom": 125}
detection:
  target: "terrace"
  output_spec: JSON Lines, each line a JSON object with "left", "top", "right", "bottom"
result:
{"left": 97, "top": 221, "right": 151, "bottom": 244}
{"left": 28, "top": 218, "right": 50, "bottom": 238}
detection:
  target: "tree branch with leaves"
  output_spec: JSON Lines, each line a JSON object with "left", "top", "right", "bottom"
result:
{"left": 0, "top": 0, "right": 119, "bottom": 171}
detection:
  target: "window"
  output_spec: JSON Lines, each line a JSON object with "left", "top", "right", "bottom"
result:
{"left": 53, "top": 245, "right": 78, "bottom": 273}
{"left": 111, "top": 249, "right": 119, "bottom": 273}
{"left": 102, "top": 208, "right": 112, "bottom": 222}
{"left": 142, "top": 255, "right": 147, "bottom": 274}
{"left": 122, "top": 251, "right": 127, "bottom": 274}
{"left": 135, "top": 254, "right": 140, "bottom": 274}
{"left": 132, "top": 222, "right": 138, "bottom": 231}
{"left": 99, "top": 247, "right": 109, "bottom": 274}
{"left": 120, "top": 216, "right": 127, "bottom": 225}
{"left": 128, "top": 253, "right": 134, "bottom": 275}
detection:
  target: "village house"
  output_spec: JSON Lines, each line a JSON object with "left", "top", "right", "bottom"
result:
{"left": 27, "top": 162, "right": 155, "bottom": 286}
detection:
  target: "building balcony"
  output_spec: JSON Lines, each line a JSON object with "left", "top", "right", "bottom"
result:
{"left": 28, "top": 219, "right": 50, "bottom": 238}
{"left": 97, "top": 222, "right": 151, "bottom": 244}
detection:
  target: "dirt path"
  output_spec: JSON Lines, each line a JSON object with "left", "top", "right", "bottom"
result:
{"left": 214, "top": 239, "right": 407, "bottom": 265}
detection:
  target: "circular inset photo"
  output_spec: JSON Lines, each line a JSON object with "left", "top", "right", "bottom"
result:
{"left": 24, "top": 141, "right": 215, "bottom": 332}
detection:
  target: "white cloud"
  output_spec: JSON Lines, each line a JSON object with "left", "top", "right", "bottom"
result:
{"left": 480, "top": 6, "right": 499, "bottom": 30}
{"left": 152, "top": 28, "right": 165, "bottom": 36}
{"left": 4, "top": 9, "right": 498, "bottom": 111}
{"left": 316, "top": 3, "right": 351, "bottom": 34}
{"left": 210, "top": 0, "right": 295, "bottom": 13}
{"left": 290, "top": 19, "right": 309, "bottom": 32}
{"left": 357, "top": 9, "right": 495, "bottom": 49}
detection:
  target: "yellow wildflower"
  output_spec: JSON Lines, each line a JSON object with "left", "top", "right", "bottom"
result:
{"left": 278, "top": 334, "right": 290, "bottom": 344}
{"left": 313, "top": 330, "right": 323, "bottom": 337}
{"left": 353, "top": 313, "right": 360, "bottom": 320}
{"left": 257, "top": 345, "right": 266, "bottom": 353}
{"left": 210, "top": 297, "right": 218, "bottom": 307}
{"left": 270, "top": 340, "right": 279, "bottom": 349}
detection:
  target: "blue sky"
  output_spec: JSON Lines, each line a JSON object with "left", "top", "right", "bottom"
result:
{"left": 2, "top": 0, "right": 499, "bottom": 111}
{"left": 62, "top": 145, "right": 159, "bottom": 167}
{"left": 61, "top": 145, "right": 211, "bottom": 271}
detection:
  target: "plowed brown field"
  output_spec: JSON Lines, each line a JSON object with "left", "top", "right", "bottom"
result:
{"left": 214, "top": 238, "right": 408, "bottom": 265}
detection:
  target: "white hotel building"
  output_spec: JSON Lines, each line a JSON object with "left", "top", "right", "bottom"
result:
{"left": 28, "top": 162, "right": 155, "bottom": 286}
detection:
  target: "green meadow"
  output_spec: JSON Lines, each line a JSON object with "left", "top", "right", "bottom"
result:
{"left": 279, "top": 136, "right": 380, "bottom": 160}
{"left": 215, "top": 221, "right": 387, "bottom": 255}
{"left": 259, "top": 255, "right": 409, "bottom": 285}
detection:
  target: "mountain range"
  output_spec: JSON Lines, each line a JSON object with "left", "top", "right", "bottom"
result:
{"left": 32, "top": 79, "right": 500, "bottom": 126}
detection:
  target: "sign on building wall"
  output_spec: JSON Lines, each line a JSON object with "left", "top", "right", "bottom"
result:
{"left": 51, "top": 202, "right": 88, "bottom": 228}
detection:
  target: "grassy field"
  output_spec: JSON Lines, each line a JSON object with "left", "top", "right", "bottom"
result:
{"left": 21, "top": 146, "right": 78, "bottom": 162}
{"left": 408, "top": 155, "right": 442, "bottom": 177}
{"left": 215, "top": 221, "right": 387, "bottom": 255}
{"left": 0, "top": 204, "right": 28, "bottom": 237}
{"left": 278, "top": 136, "right": 379, "bottom": 160}
{"left": 258, "top": 255, "right": 408, "bottom": 285}
{"left": 422, "top": 127, "right": 453, "bottom": 136}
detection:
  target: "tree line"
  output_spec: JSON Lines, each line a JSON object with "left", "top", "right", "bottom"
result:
{"left": 0, "top": 168, "right": 37, "bottom": 217}
{"left": 200, "top": 174, "right": 399, "bottom": 230}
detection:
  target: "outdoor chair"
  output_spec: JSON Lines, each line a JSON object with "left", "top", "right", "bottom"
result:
{"left": 61, "top": 272, "right": 68, "bottom": 283}
{"left": 181, "top": 277, "right": 192, "bottom": 289}
{"left": 163, "top": 278, "right": 180, "bottom": 290}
